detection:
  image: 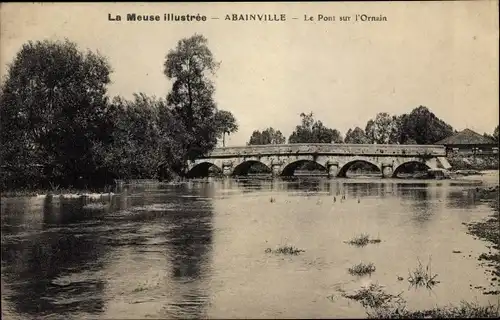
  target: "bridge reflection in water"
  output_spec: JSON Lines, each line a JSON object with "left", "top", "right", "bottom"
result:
{"left": 186, "top": 143, "right": 451, "bottom": 178}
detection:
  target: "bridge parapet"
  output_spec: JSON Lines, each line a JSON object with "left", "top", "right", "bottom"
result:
{"left": 205, "top": 143, "right": 446, "bottom": 158}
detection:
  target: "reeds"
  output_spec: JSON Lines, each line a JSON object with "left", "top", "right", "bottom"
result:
{"left": 345, "top": 233, "right": 382, "bottom": 247}
{"left": 348, "top": 262, "right": 376, "bottom": 276}
{"left": 342, "top": 283, "right": 404, "bottom": 309}
{"left": 265, "top": 245, "right": 305, "bottom": 255}
{"left": 368, "top": 301, "right": 500, "bottom": 319}
{"left": 407, "top": 257, "right": 439, "bottom": 289}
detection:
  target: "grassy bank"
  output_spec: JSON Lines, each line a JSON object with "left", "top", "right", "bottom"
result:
{"left": 368, "top": 301, "right": 500, "bottom": 319}
{"left": 340, "top": 283, "right": 499, "bottom": 319}
{"left": 464, "top": 186, "right": 500, "bottom": 295}
{"left": 448, "top": 155, "right": 499, "bottom": 171}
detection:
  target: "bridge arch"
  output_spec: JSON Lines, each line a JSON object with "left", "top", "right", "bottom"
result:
{"left": 337, "top": 159, "right": 381, "bottom": 178}
{"left": 186, "top": 162, "right": 222, "bottom": 178}
{"left": 232, "top": 160, "right": 271, "bottom": 176}
{"left": 281, "top": 159, "right": 326, "bottom": 176}
{"left": 393, "top": 161, "right": 430, "bottom": 178}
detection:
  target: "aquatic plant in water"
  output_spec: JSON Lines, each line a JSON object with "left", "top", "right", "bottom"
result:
{"left": 265, "top": 245, "right": 305, "bottom": 255}
{"left": 348, "top": 262, "right": 376, "bottom": 276}
{"left": 339, "top": 282, "right": 499, "bottom": 318}
{"left": 345, "top": 233, "right": 382, "bottom": 247}
{"left": 407, "top": 257, "right": 439, "bottom": 289}
{"left": 341, "top": 283, "right": 405, "bottom": 309}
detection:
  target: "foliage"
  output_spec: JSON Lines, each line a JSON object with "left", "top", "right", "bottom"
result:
{"left": 247, "top": 127, "right": 286, "bottom": 145}
{"left": 365, "top": 113, "right": 399, "bottom": 144}
{"left": 0, "top": 39, "right": 113, "bottom": 189}
{"left": 1, "top": 34, "right": 226, "bottom": 190}
{"left": 214, "top": 109, "right": 238, "bottom": 147}
{"left": 288, "top": 112, "right": 343, "bottom": 143}
{"left": 368, "top": 300, "right": 500, "bottom": 319}
{"left": 345, "top": 127, "right": 370, "bottom": 144}
{"left": 265, "top": 245, "right": 305, "bottom": 255}
{"left": 348, "top": 262, "right": 376, "bottom": 276}
{"left": 164, "top": 34, "right": 220, "bottom": 165}
{"left": 363, "top": 106, "right": 454, "bottom": 145}
{"left": 101, "top": 94, "right": 163, "bottom": 179}
{"left": 341, "top": 284, "right": 499, "bottom": 319}
{"left": 345, "top": 234, "right": 382, "bottom": 247}
{"left": 341, "top": 283, "right": 405, "bottom": 310}
{"left": 397, "top": 106, "right": 454, "bottom": 144}
{"left": 407, "top": 257, "right": 439, "bottom": 289}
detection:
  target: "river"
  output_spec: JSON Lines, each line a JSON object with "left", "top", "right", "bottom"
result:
{"left": 1, "top": 172, "right": 499, "bottom": 319}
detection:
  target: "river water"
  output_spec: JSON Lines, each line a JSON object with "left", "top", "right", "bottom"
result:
{"left": 1, "top": 173, "right": 499, "bottom": 319}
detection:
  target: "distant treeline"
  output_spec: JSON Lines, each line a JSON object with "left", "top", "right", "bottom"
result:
{"left": 247, "top": 109, "right": 499, "bottom": 146}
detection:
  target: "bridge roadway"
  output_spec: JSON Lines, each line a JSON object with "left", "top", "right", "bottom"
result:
{"left": 186, "top": 143, "right": 451, "bottom": 178}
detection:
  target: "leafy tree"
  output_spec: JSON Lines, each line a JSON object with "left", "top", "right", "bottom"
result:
{"left": 288, "top": 112, "right": 343, "bottom": 143}
{"left": 344, "top": 127, "right": 369, "bottom": 144}
{"left": 483, "top": 132, "right": 494, "bottom": 141}
{"left": 389, "top": 115, "right": 403, "bottom": 144}
{"left": 0, "top": 39, "right": 113, "bottom": 188}
{"left": 214, "top": 109, "right": 238, "bottom": 147}
{"left": 164, "top": 34, "right": 220, "bottom": 169}
{"left": 248, "top": 127, "right": 286, "bottom": 145}
{"left": 364, "top": 112, "right": 398, "bottom": 144}
{"left": 102, "top": 94, "right": 163, "bottom": 179}
{"left": 493, "top": 125, "right": 499, "bottom": 143}
{"left": 100, "top": 93, "right": 190, "bottom": 181}
{"left": 397, "top": 106, "right": 454, "bottom": 144}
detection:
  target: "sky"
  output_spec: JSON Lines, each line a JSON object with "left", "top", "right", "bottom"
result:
{"left": 1, "top": 2, "right": 498, "bottom": 146}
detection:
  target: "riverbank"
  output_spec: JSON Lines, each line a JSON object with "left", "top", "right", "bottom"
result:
{"left": 0, "top": 177, "right": 192, "bottom": 198}
{"left": 367, "top": 301, "right": 499, "bottom": 318}
{"left": 464, "top": 185, "right": 500, "bottom": 295}
{"left": 448, "top": 154, "right": 499, "bottom": 171}
{"left": 0, "top": 189, "right": 116, "bottom": 199}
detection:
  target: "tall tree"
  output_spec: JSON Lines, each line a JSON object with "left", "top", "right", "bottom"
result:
{"left": 288, "top": 112, "right": 343, "bottom": 143}
{"left": 247, "top": 127, "right": 286, "bottom": 145}
{"left": 0, "top": 39, "right": 113, "bottom": 188}
{"left": 214, "top": 109, "right": 238, "bottom": 147}
{"left": 344, "top": 127, "right": 369, "bottom": 144}
{"left": 164, "top": 34, "right": 220, "bottom": 168}
{"left": 397, "top": 106, "right": 454, "bottom": 144}
{"left": 364, "top": 112, "right": 398, "bottom": 144}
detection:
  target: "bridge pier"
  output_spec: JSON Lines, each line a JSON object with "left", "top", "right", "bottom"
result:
{"left": 271, "top": 163, "right": 282, "bottom": 177}
{"left": 222, "top": 161, "right": 233, "bottom": 177}
{"left": 382, "top": 165, "right": 393, "bottom": 178}
{"left": 326, "top": 162, "right": 339, "bottom": 178}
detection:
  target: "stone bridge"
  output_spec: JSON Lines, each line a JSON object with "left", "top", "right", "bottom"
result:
{"left": 186, "top": 143, "right": 451, "bottom": 178}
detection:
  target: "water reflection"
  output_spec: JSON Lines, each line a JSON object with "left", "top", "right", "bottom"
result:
{"left": 162, "top": 189, "right": 214, "bottom": 319}
{"left": 1, "top": 173, "right": 498, "bottom": 319}
{"left": 1, "top": 196, "right": 107, "bottom": 318}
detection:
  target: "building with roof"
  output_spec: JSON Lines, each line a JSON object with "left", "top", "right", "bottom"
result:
{"left": 435, "top": 128, "right": 498, "bottom": 156}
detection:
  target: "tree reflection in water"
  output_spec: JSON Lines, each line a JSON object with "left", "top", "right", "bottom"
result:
{"left": 1, "top": 196, "right": 107, "bottom": 318}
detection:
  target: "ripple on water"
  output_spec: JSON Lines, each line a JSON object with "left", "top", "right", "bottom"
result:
{"left": 1, "top": 175, "right": 499, "bottom": 319}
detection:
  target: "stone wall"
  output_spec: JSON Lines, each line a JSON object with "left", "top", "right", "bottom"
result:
{"left": 208, "top": 143, "right": 446, "bottom": 158}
